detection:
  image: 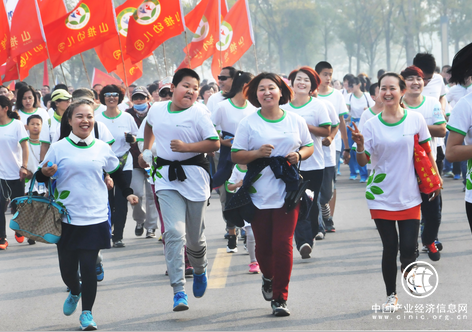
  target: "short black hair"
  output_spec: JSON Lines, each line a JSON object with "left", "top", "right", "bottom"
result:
{"left": 223, "top": 71, "right": 253, "bottom": 99}
{"left": 377, "top": 69, "right": 386, "bottom": 79}
{"left": 369, "top": 83, "right": 379, "bottom": 96}
{"left": 413, "top": 53, "right": 436, "bottom": 75}
{"left": 314, "top": 61, "right": 332, "bottom": 74}
{"left": 148, "top": 83, "right": 159, "bottom": 95}
{"left": 42, "top": 93, "right": 52, "bottom": 106}
{"left": 27, "top": 114, "right": 43, "bottom": 125}
{"left": 53, "top": 84, "right": 68, "bottom": 92}
{"left": 99, "top": 84, "right": 125, "bottom": 105}
{"left": 15, "top": 81, "right": 28, "bottom": 91}
{"left": 222, "top": 66, "right": 237, "bottom": 79}
{"left": 172, "top": 68, "right": 200, "bottom": 87}
{"left": 343, "top": 73, "right": 355, "bottom": 83}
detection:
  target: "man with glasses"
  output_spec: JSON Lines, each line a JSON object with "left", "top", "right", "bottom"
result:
{"left": 159, "top": 77, "right": 173, "bottom": 101}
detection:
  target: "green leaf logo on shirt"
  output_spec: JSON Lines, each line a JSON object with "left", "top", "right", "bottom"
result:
{"left": 54, "top": 189, "right": 70, "bottom": 209}
{"left": 467, "top": 159, "right": 472, "bottom": 190}
{"left": 365, "top": 170, "right": 386, "bottom": 200}
{"left": 248, "top": 174, "right": 262, "bottom": 195}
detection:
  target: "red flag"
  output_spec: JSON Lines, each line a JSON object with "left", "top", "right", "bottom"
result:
{"left": 211, "top": 0, "right": 254, "bottom": 80}
{"left": 0, "top": 0, "right": 10, "bottom": 65}
{"left": 44, "top": 0, "right": 118, "bottom": 67}
{"left": 3, "top": 43, "right": 48, "bottom": 81}
{"left": 38, "top": 0, "right": 68, "bottom": 26}
{"left": 126, "top": 0, "right": 185, "bottom": 63}
{"left": 177, "top": 0, "right": 219, "bottom": 70}
{"left": 91, "top": 68, "right": 122, "bottom": 87}
{"left": 95, "top": 0, "right": 144, "bottom": 73}
{"left": 43, "top": 61, "right": 49, "bottom": 86}
{"left": 113, "top": 58, "right": 143, "bottom": 84}
{"left": 9, "top": 81, "right": 15, "bottom": 90}
{"left": 10, "top": 0, "right": 46, "bottom": 58}
{"left": 185, "top": 0, "right": 228, "bottom": 33}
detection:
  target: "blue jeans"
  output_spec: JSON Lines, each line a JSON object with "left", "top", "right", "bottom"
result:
{"left": 348, "top": 119, "right": 368, "bottom": 179}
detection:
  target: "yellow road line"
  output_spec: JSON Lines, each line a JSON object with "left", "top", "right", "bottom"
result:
{"left": 208, "top": 248, "right": 232, "bottom": 289}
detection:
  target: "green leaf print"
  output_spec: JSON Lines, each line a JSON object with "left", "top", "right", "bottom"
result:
{"left": 366, "top": 191, "right": 375, "bottom": 200}
{"left": 248, "top": 186, "right": 257, "bottom": 194}
{"left": 54, "top": 188, "right": 59, "bottom": 200}
{"left": 370, "top": 186, "right": 384, "bottom": 195}
{"left": 157, "top": 166, "right": 163, "bottom": 170}
{"left": 57, "top": 201, "right": 66, "bottom": 209}
{"left": 467, "top": 179, "right": 472, "bottom": 191}
{"left": 155, "top": 171, "right": 163, "bottom": 179}
{"left": 373, "top": 173, "right": 386, "bottom": 183}
{"left": 253, "top": 174, "right": 262, "bottom": 182}
{"left": 367, "top": 175, "right": 374, "bottom": 186}
{"left": 59, "top": 191, "right": 70, "bottom": 200}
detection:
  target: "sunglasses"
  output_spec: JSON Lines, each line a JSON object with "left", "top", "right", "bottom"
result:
{"left": 104, "top": 92, "right": 119, "bottom": 97}
{"left": 159, "top": 89, "right": 172, "bottom": 98}
{"left": 218, "top": 75, "right": 230, "bottom": 81}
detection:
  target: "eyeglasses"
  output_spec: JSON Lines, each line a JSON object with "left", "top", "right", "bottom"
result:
{"left": 104, "top": 92, "right": 119, "bottom": 98}
{"left": 159, "top": 89, "right": 172, "bottom": 98}
{"left": 218, "top": 75, "right": 230, "bottom": 81}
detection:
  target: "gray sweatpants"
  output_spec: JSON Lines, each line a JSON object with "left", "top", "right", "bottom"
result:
{"left": 157, "top": 190, "right": 208, "bottom": 294}
{"left": 130, "top": 168, "right": 158, "bottom": 230}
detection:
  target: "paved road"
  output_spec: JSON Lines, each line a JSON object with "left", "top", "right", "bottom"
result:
{"left": 1, "top": 164, "right": 471, "bottom": 331}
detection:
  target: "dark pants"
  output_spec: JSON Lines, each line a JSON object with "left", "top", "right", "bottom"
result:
{"left": 420, "top": 193, "right": 441, "bottom": 246}
{"left": 464, "top": 202, "right": 472, "bottom": 234}
{"left": 294, "top": 169, "right": 323, "bottom": 249}
{"left": 374, "top": 219, "right": 419, "bottom": 296}
{"left": 251, "top": 204, "right": 300, "bottom": 301}
{"left": 0, "top": 179, "right": 24, "bottom": 239}
{"left": 109, "top": 170, "right": 132, "bottom": 242}
{"left": 57, "top": 246, "right": 99, "bottom": 312}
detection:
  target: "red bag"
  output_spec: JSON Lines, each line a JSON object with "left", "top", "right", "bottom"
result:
{"left": 413, "top": 135, "right": 441, "bottom": 194}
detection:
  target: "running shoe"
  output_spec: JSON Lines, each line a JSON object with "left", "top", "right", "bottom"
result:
{"left": 249, "top": 262, "right": 260, "bottom": 274}
{"left": 0, "top": 239, "right": 8, "bottom": 250}
{"left": 96, "top": 263, "right": 104, "bottom": 282}
{"left": 227, "top": 235, "right": 238, "bottom": 253}
{"left": 135, "top": 223, "right": 144, "bottom": 236}
{"left": 15, "top": 232, "right": 24, "bottom": 243}
{"left": 261, "top": 276, "right": 273, "bottom": 301}
{"left": 454, "top": 174, "right": 461, "bottom": 180}
{"left": 315, "top": 232, "right": 325, "bottom": 240}
{"left": 271, "top": 299, "right": 290, "bottom": 316}
{"left": 383, "top": 293, "right": 398, "bottom": 313}
{"left": 435, "top": 240, "right": 443, "bottom": 251}
{"left": 349, "top": 175, "right": 357, "bottom": 180}
{"left": 79, "top": 310, "right": 97, "bottom": 330}
{"left": 63, "top": 291, "right": 81, "bottom": 316}
{"left": 443, "top": 171, "right": 454, "bottom": 178}
{"left": 360, "top": 177, "right": 367, "bottom": 183}
{"left": 193, "top": 269, "right": 207, "bottom": 298}
{"left": 27, "top": 238, "right": 36, "bottom": 245}
{"left": 146, "top": 229, "right": 156, "bottom": 238}
{"left": 325, "top": 218, "right": 336, "bottom": 233}
{"left": 299, "top": 243, "right": 312, "bottom": 259}
{"left": 185, "top": 265, "right": 194, "bottom": 278}
{"left": 426, "top": 242, "right": 440, "bottom": 261}
{"left": 112, "top": 240, "right": 125, "bottom": 248}
{"left": 173, "top": 292, "right": 189, "bottom": 311}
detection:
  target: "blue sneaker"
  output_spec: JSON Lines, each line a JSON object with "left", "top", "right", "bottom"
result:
{"left": 96, "top": 263, "right": 104, "bottom": 282}
{"left": 63, "top": 291, "right": 81, "bottom": 316}
{"left": 193, "top": 270, "right": 208, "bottom": 298}
{"left": 360, "top": 177, "right": 367, "bottom": 183}
{"left": 349, "top": 175, "right": 357, "bottom": 180}
{"left": 173, "top": 292, "right": 189, "bottom": 311}
{"left": 454, "top": 174, "right": 461, "bottom": 180}
{"left": 79, "top": 310, "right": 97, "bottom": 330}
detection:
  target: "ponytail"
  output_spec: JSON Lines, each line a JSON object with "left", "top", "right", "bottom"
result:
{"left": 7, "top": 110, "right": 19, "bottom": 120}
{"left": 0, "top": 95, "right": 19, "bottom": 119}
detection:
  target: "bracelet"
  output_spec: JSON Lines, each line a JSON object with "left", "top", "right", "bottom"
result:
{"left": 343, "top": 148, "right": 350, "bottom": 152}
{"left": 21, "top": 166, "right": 28, "bottom": 170}
{"left": 296, "top": 151, "right": 302, "bottom": 162}
{"left": 356, "top": 149, "right": 365, "bottom": 154}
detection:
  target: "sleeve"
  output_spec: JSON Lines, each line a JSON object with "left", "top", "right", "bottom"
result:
{"left": 97, "top": 121, "right": 115, "bottom": 145}
{"left": 326, "top": 102, "right": 340, "bottom": 127}
{"left": 447, "top": 98, "right": 472, "bottom": 136}
{"left": 17, "top": 121, "right": 29, "bottom": 143}
{"left": 417, "top": 113, "right": 432, "bottom": 144}
{"left": 211, "top": 103, "right": 222, "bottom": 127}
{"left": 129, "top": 116, "right": 139, "bottom": 135}
{"left": 432, "top": 100, "right": 446, "bottom": 125}
{"left": 231, "top": 117, "right": 250, "bottom": 152}
{"left": 363, "top": 122, "right": 373, "bottom": 158}
{"left": 338, "top": 94, "right": 349, "bottom": 116}
{"left": 358, "top": 112, "right": 367, "bottom": 131}
{"left": 39, "top": 145, "right": 56, "bottom": 168}
{"left": 146, "top": 107, "right": 155, "bottom": 128}
{"left": 346, "top": 93, "right": 352, "bottom": 106}
{"left": 136, "top": 118, "right": 146, "bottom": 142}
{"left": 440, "top": 78, "right": 447, "bottom": 97}
{"left": 227, "top": 168, "right": 240, "bottom": 184}
{"left": 103, "top": 145, "right": 120, "bottom": 174}
{"left": 39, "top": 121, "right": 50, "bottom": 144}
{"left": 298, "top": 116, "right": 314, "bottom": 147}
{"left": 196, "top": 110, "right": 219, "bottom": 141}
{"left": 317, "top": 103, "right": 332, "bottom": 127}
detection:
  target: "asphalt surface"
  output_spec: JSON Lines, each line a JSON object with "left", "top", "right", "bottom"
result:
{"left": 1, "top": 164, "right": 471, "bottom": 331}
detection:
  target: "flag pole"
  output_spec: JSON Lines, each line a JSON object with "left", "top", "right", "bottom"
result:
{"left": 80, "top": 53, "right": 92, "bottom": 87}
{"left": 252, "top": 45, "right": 259, "bottom": 74}
{"left": 117, "top": 36, "right": 129, "bottom": 88}
{"left": 152, "top": 52, "right": 161, "bottom": 78}
{"left": 59, "top": 64, "right": 68, "bottom": 85}
{"left": 45, "top": 43, "right": 68, "bottom": 85}
{"left": 162, "top": 42, "right": 168, "bottom": 76}
{"left": 15, "top": 62, "right": 21, "bottom": 81}
{"left": 184, "top": 31, "right": 191, "bottom": 68}
{"left": 47, "top": 59, "right": 55, "bottom": 86}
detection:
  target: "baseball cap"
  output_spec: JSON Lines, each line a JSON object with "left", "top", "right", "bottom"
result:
{"left": 132, "top": 86, "right": 150, "bottom": 97}
{"left": 51, "top": 89, "right": 72, "bottom": 102}
{"left": 159, "top": 76, "right": 173, "bottom": 92}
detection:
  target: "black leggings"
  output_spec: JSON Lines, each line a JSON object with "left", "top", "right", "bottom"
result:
{"left": 0, "top": 179, "right": 24, "bottom": 239}
{"left": 465, "top": 202, "right": 472, "bottom": 234}
{"left": 57, "top": 246, "right": 99, "bottom": 312}
{"left": 109, "top": 170, "right": 132, "bottom": 242}
{"left": 374, "top": 219, "right": 420, "bottom": 296}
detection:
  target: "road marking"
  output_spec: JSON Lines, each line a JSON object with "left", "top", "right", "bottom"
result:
{"left": 208, "top": 248, "right": 232, "bottom": 289}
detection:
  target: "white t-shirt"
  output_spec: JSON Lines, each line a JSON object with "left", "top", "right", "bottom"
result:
{"left": 51, "top": 120, "right": 115, "bottom": 145}
{"left": 146, "top": 101, "right": 219, "bottom": 201}
{"left": 404, "top": 96, "right": 446, "bottom": 160}
{"left": 232, "top": 110, "right": 313, "bottom": 209}
{"left": 318, "top": 88, "right": 349, "bottom": 151}
{"left": 0, "top": 119, "right": 28, "bottom": 180}
{"left": 48, "top": 112, "right": 61, "bottom": 143}
{"left": 25, "top": 140, "right": 46, "bottom": 194}
{"left": 94, "top": 111, "right": 138, "bottom": 171}
{"left": 359, "top": 107, "right": 379, "bottom": 131}
{"left": 226, "top": 164, "right": 246, "bottom": 193}
{"left": 18, "top": 108, "right": 50, "bottom": 144}
{"left": 281, "top": 97, "right": 331, "bottom": 171}
{"left": 212, "top": 99, "right": 257, "bottom": 136}
{"left": 206, "top": 91, "right": 225, "bottom": 115}
{"left": 446, "top": 93, "right": 472, "bottom": 203}
{"left": 423, "top": 73, "right": 447, "bottom": 99}
{"left": 94, "top": 104, "right": 106, "bottom": 115}
{"left": 363, "top": 110, "right": 431, "bottom": 211}
{"left": 40, "top": 137, "right": 120, "bottom": 225}
{"left": 447, "top": 84, "right": 472, "bottom": 109}
{"left": 319, "top": 99, "right": 340, "bottom": 167}
{"left": 347, "top": 92, "right": 374, "bottom": 119}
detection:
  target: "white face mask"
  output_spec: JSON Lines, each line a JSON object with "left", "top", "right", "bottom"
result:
{"left": 134, "top": 103, "right": 148, "bottom": 114}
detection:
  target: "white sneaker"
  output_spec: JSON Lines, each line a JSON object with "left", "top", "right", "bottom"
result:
{"left": 383, "top": 293, "right": 398, "bottom": 313}
{"left": 299, "top": 243, "right": 312, "bottom": 259}
{"left": 315, "top": 232, "right": 324, "bottom": 240}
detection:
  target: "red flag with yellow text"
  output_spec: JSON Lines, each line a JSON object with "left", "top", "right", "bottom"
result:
{"left": 95, "top": 0, "right": 144, "bottom": 73}
{"left": 113, "top": 58, "right": 143, "bottom": 84}
{"left": 91, "top": 68, "right": 122, "bottom": 88}
{"left": 3, "top": 43, "right": 48, "bottom": 81}
{"left": 177, "top": 0, "right": 219, "bottom": 70}
{"left": 0, "top": 0, "right": 10, "bottom": 65}
{"left": 126, "top": 0, "right": 185, "bottom": 63}
{"left": 211, "top": 0, "right": 254, "bottom": 80}
{"left": 38, "top": 0, "right": 68, "bottom": 26}
{"left": 185, "top": 0, "right": 228, "bottom": 33}
{"left": 44, "top": 0, "right": 118, "bottom": 67}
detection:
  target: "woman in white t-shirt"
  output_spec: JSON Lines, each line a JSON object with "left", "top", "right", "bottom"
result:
{"left": 232, "top": 73, "right": 314, "bottom": 317}
{"left": 350, "top": 73, "right": 441, "bottom": 313}
{"left": 0, "top": 96, "right": 29, "bottom": 250}
{"left": 281, "top": 66, "right": 331, "bottom": 258}
{"left": 38, "top": 99, "right": 138, "bottom": 330}
{"left": 49, "top": 89, "right": 72, "bottom": 142}
{"left": 95, "top": 85, "right": 139, "bottom": 248}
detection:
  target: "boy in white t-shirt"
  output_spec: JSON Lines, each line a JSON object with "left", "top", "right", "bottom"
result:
{"left": 140, "top": 68, "right": 220, "bottom": 312}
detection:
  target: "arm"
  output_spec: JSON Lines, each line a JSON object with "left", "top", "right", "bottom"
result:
{"left": 138, "top": 122, "right": 155, "bottom": 168}
{"left": 439, "top": 95, "right": 447, "bottom": 117}
{"left": 308, "top": 124, "right": 330, "bottom": 137}
{"left": 19, "top": 140, "right": 29, "bottom": 181}
{"left": 445, "top": 131, "right": 472, "bottom": 162}
{"left": 285, "top": 144, "right": 315, "bottom": 165}
{"left": 427, "top": 123, "right": 446, "bottom": 138}
{"left": 170, "top": 139, "right": 220, "bottom": 153}
{"left": 322, "top": 125, "right": 338, "bottom": 146}
{"left": 232, "top": 144, "right": 275, "bottom": 164}
{"left": 339, "top": 116, "right": 350, "bottom": 162}
{"left": 347, "top": 122, "right": 368, "bottom": 166}
{"left": 227, "top": 180, "right": 243, "bottom": 192}
{"left": 40, "top": 142, "right": 50, "bottom": 161}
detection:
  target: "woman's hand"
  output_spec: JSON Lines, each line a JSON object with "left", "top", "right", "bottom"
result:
{"left": 41, "top": 161, "right": 57, "bottom": 177}
{"left": 25, "top": 169, "right": 34, "bottom": 180}
{"left": 347, "top": 122, "right": 364, "bottom": 148}
{"left": 322, "top": 136, "right": 333, "bottom": 146}
{"left": 170, "top": 139, "right": 188, "bottom": 152}
{"left": 258, "top": 144, "right": 274, "bottom": 158}
{"left": 19, "top": 167, "right": 28, "bottom": 182}
{"left": 127, "top": 194, "right": 139, "bottom": 205}
{"left": 221, "top": 137, "right": 233, "bottom": 148}
{"left": 285, "top": 152, "right": 299, "bottom": 165}
{"left": 105, "top": 175, "right": 114, "bottom": 190}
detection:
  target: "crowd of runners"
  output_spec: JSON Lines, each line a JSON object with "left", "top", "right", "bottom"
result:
{"left": 2, "top": 42, "right": 472, "bottom": 331}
